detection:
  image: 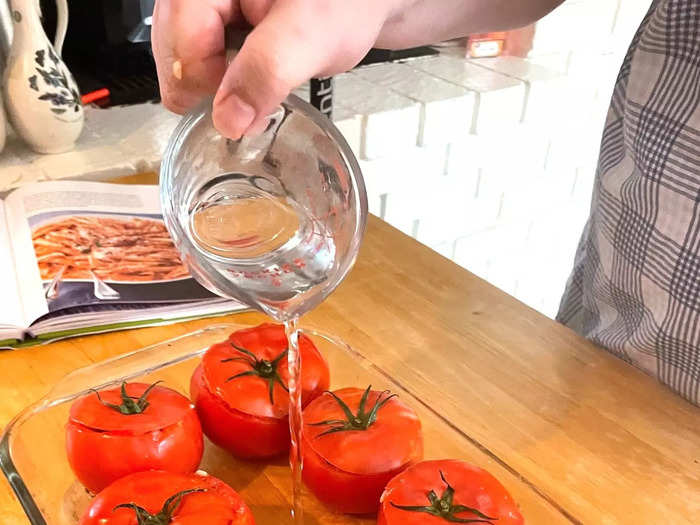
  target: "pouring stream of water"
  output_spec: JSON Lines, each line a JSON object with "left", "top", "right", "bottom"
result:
{"left": 284, "top": 317, "right": 304, "bottom": 524}
{"left": 190, "top": 193, "right": 314, "bottom": 522}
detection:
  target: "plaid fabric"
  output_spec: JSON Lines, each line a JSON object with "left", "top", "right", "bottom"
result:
{"left": 557, "top": 0, "right": 700, "bottom": 405}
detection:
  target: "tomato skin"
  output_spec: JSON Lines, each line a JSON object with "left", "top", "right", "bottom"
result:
{"left": 192, "top": 323, "right": 330, "bottom": 459}
{"left": 66, "top": 383, "right": 203, "bottom": 494}
{"left": 66, "top": 410, "right": 203, "bottom": 494}
{"left": 79, "top": 470, "right": 256, "bottom": 525}
{"left": 301, "top": 388, "right": 423, "bottom": 515}
{"left": 190, "top": 364, "right": 289, "bottom": 458}
{"left": 302, "top": 438, "right": 413, "bottom": 515}
{"left": 378, "top": 460, "right": 524, "bottom": 525}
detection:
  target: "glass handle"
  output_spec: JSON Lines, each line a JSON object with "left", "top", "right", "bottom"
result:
{"left": 226, "top": 104, "right": 286, "bottom": 159}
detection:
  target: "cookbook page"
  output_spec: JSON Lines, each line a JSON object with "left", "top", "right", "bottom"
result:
{"left": 4, "top": 181, "right": 217, "bottom": 325}
{"left": 0, "top": 200, "right": 25, "bottom": 334}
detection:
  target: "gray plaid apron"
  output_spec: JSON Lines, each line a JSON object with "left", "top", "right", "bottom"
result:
{"left": 558, "top": 0, "right": 700, "bottom": 405}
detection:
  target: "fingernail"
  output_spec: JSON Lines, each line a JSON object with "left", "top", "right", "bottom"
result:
{"left": 223, "top": 95, "right": 255, "bottom": 138}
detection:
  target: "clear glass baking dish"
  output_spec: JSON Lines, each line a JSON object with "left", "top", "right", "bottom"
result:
{"left": 0, "top": 322, "right": 557, "bottom": 524}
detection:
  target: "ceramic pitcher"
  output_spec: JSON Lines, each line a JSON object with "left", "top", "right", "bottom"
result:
{"left": 0, "top": 0, "right": 12, "bottom": 153}
{"left": 0, "top": 99, "right": 6, "bottom": 152}
{"left": 4, "top": 0, "right": 83, "bottom": 153}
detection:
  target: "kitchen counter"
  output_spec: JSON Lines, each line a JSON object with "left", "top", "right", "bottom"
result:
{"left": 0, "top": 103, "right": 178, "bottom": 193}
{"left": 0, "top": 177, "right": 698, "bottom": 523}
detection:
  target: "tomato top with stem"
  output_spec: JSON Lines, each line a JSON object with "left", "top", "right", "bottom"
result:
{"left": 380, "top": 460, "right": 524, "bottom": 525}
{"left": 80, "top": 470, "right": 255, "bottom": 525}
{"left": 69, "top": 382, "right": 195, "bottom": 434}
{"left": 113, "top": 488, "right": 204, "bottom": 525}
{"left": 202, "top": 323, "right": 329, "bottom": 418}
{"left": 304, "top": 386, "right": 423, "bottom": 475}
{"left": 390, "top": 470, "right": 497, "bottom": 523}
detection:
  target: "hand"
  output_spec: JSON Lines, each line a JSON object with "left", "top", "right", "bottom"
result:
{"left": 152, "top": 0, "right": 401, "bottom": 139}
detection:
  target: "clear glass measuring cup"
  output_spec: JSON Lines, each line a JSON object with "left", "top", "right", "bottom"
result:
{"left": 159, "top": 96, "right": 367, "bottom": 321}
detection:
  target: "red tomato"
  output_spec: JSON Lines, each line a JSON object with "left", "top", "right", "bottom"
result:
{"left": 79, "top": 470, "right": 256, "bottom": 525}
{"left": 191, "top": 323, "right": 330, "bottom": 459}
{"left": 66, "top": 382, "right": 203, "bottom": 494}
{"left": 378, "top": 460, "right": 524, "bottom": 525}
{"left": 302, "top": 386, "right": 423, "bottom": 514}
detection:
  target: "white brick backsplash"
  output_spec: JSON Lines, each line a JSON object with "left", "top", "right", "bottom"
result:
{"left": 572, "top": 164, "right": 597, "bottom": 203}
{"left": 427, "top": 241, "right": 456, "bottom": 260}
{"left": 498, "top": 173, "right": 544, "bottom": 222}
{"left": 529, "top": 260, "right": 571, "bottom": 306}
{"left": 359, "top": 157, "right": 402, "bottom": 197}
{"left": 333, "top": 102, "right": 356, "bottom": 120}
{"left": 447, "top": 126, "right": 550, "bottom": 207}
{"left": 527, "top": 207, "right": 583, "bottom": 262}
{"left": 446, "top": 135, "right": 486, "bottom": 178}
{"left": 291, "top": 83, "right": 310, "bottom": 101}
{"left": 472, "top": 56, "right": 560, "bottom": 84}
{"left": 480, "top": 125, "right": 550, "bottom": 174}
{"left": 291, "top": 83, "right": 363, "bottom": 155}
{"left": 539, "top": 167, "right": 578, "bottom": 203}
{"left": 444, "top": 155, "right": 480, "bottom": 199}
{"left": 470, "top": 56, "right": 566, "bottom": 124}
{"left": 500, "top": 165, "right": 582, "bottom": 224}
{"left": 333, "top": 73, "right": 414, "bottom": 114}
{"left": 366, "top": 186, "right": 386, "bottom": 219}
{"left": 382, "top": 197, "right": 419, "bottom": 237}
{"left": 567, "top": 51, "right": 621, "bottom": 100}
{"left": 613, "top": 0, "right": 651, "bottom": 43}
{"left": 419, "top": 97, "right": 474, "bottom": 147}
{"left": 360, "top": 109, "right": 420, "bottom": 160}
{"left": 531, "top": 0, "right": 619, "bottom": 55}
{"left": 416, "top": 175, "right": 476, "bottom": 219}
{"left": 514, "top": 207, "right": 582, "bottom": 315}
{"left": 527, "top": 52, "right": 571, "bottom": 74}
{"left": 333, "top": 110, "right": 362, "bottom": 157}
{"left": 359, "top": 145, "right": 448, "bottom": 196}
{"left": 417, "top": 196, "right": 503, "bottom": 248}
{"left": 476, "top": 168, "right": 510, "bottom": 207}
{"left": 452, "top": 221, "right": 529, "bottom": 283}
{"left": 382, "top": 189, "right": 422, "bottom": 234}
{"left": 353, "top": 62, "right": 476, "bottom": 146}
{"left": 527, "top": 77, "right": 572, "bottom": 125}
{"left": 334, "top": 74, "right": 420, "bottom": 159}
{"left": 515, "top": 264, "right": 567, "bottom": 317}
{"left": 352, "top": 60, "right": 467, "bottom": 102}
{"left": 475, "top": 127, "right": 551, "bottom": 217}
{"left": 453, "top": 233, "right": 492, "bottom": 280}
{"left": 487, "top": 257, "right": 520, "bottom": 297}
{"left": 411, "top": 56, "right": 526, "bottom": 133}
{"left": 546, "top": 115, "right": 604, "bottom": 173}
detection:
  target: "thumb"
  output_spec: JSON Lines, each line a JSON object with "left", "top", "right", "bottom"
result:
{"left": 212, "top": 1, "right": 383, "bottom": 139}
{"left": 212, "top": 12, "right": 324, "bottom": 139}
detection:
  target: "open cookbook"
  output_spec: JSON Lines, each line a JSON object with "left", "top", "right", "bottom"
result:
{"left": 0, "top": 180, "right": 247, "bottom": 347}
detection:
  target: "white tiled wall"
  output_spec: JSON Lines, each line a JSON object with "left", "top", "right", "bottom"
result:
{"left": 305, "top": 0, "right": 651, "bottom": 319}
